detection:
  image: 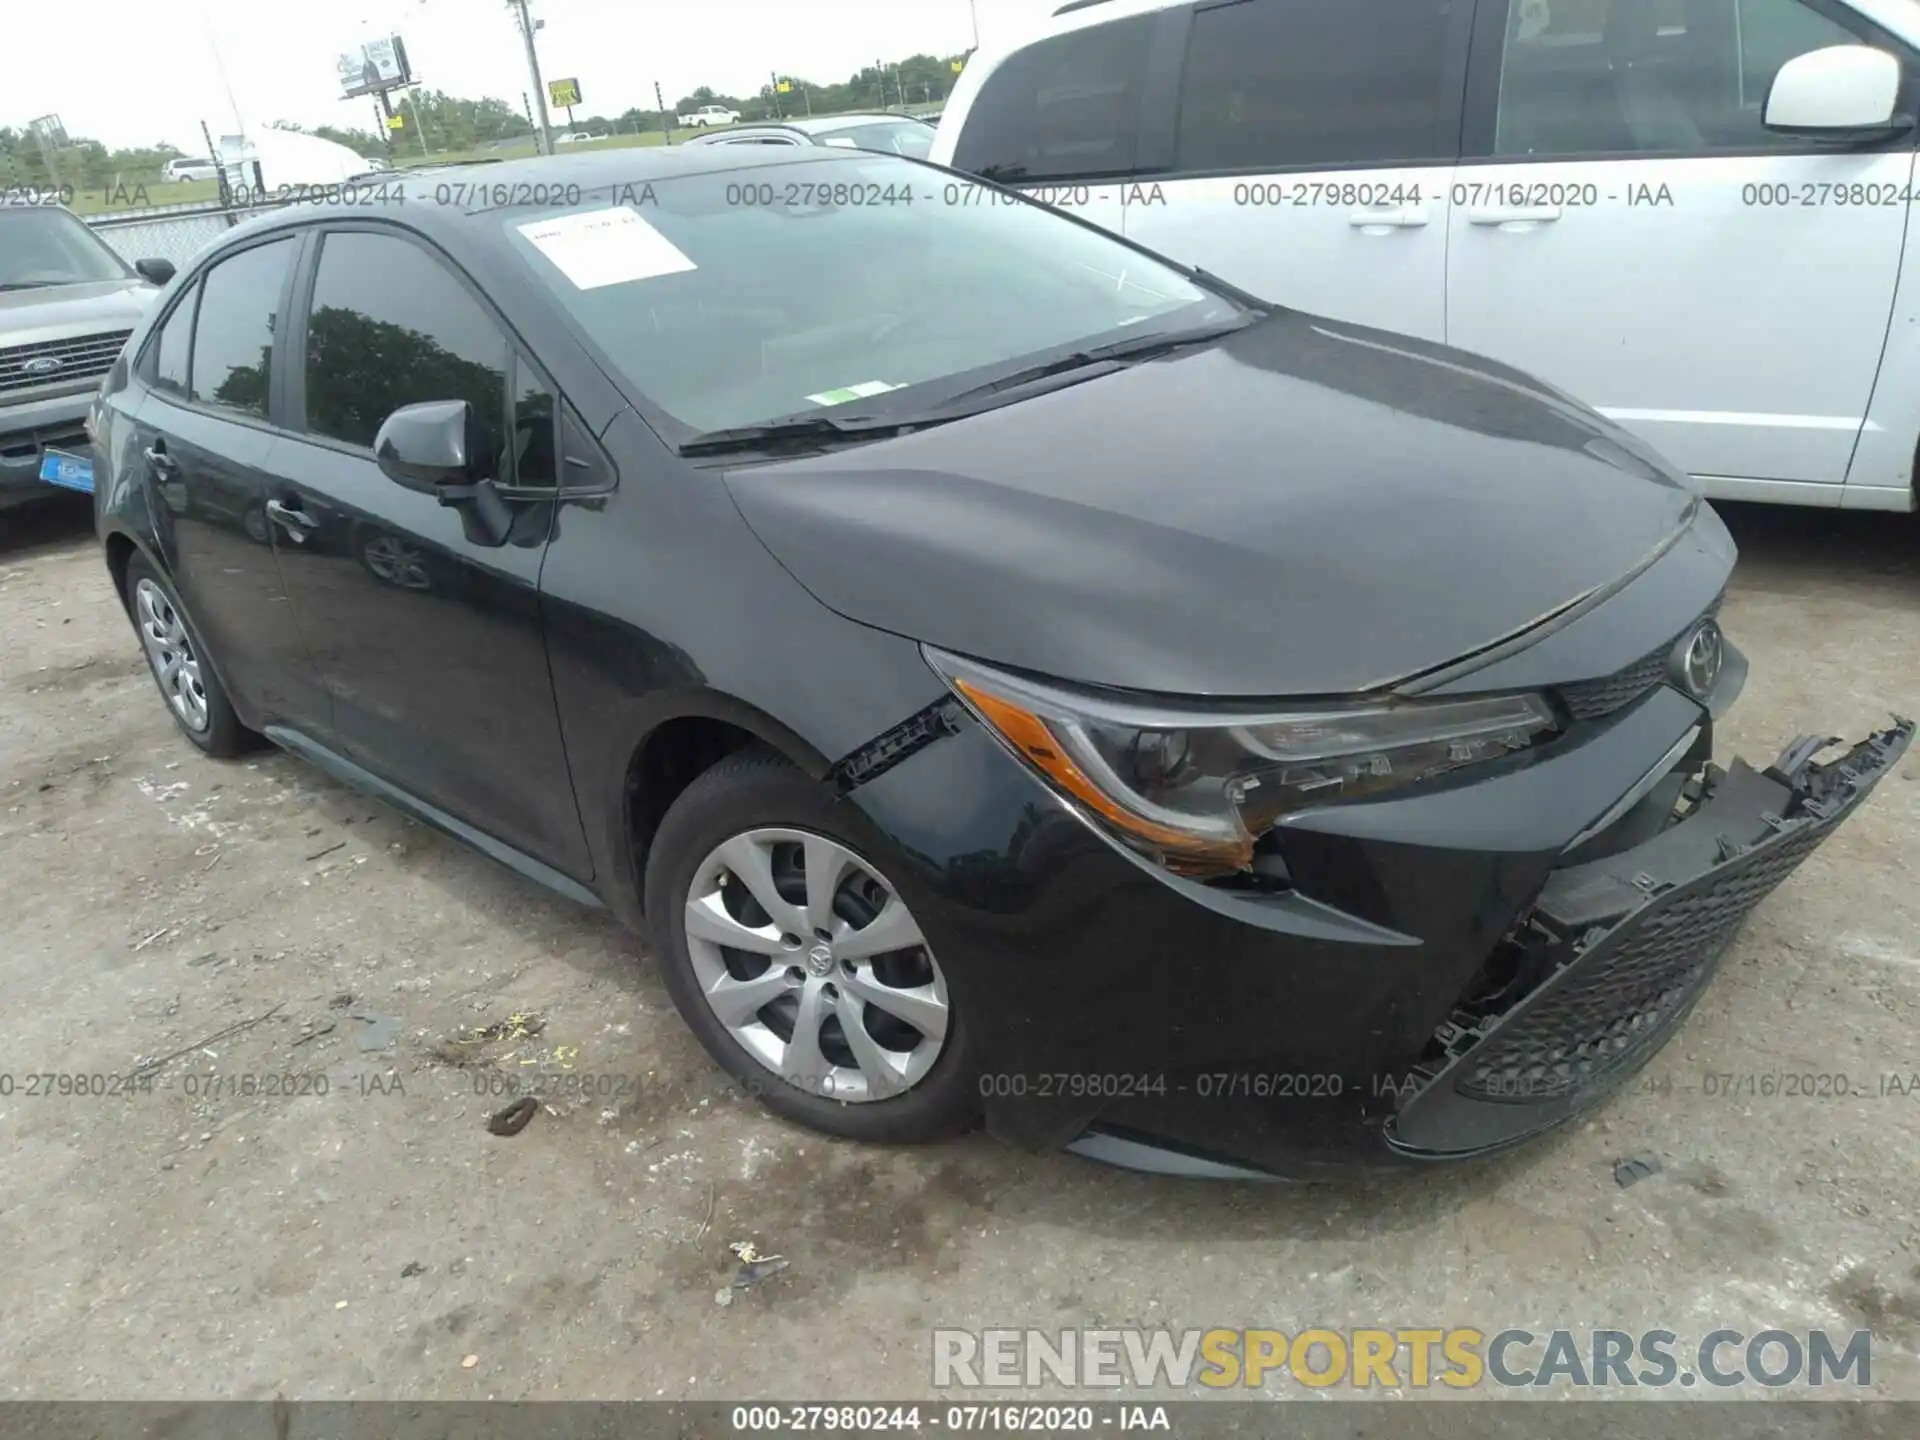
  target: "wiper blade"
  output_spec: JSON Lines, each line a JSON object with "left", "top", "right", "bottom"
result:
{"left": 921, "top": 320, "right": 1251, "bottom": 412}
{"left": 0, "top": 281, "right": 60, "bottom": 292}
{"left": 678, "top": 411, "right": 907, "bottom": 457}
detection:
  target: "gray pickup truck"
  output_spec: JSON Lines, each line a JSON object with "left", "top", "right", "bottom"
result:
{"left": 2, "top": 205, "right": 174, "bottom": 512}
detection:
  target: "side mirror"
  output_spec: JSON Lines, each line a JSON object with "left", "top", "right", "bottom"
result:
{"left": 374, "top": 399, "right": 478, "bottom": 492}
{"left": 1765, "top": 45, "right": 1909, "bottom": 140}
{"left": 373, "top": 399, "right": 513, "bottom": 547}
{"left": 134, "top": 258, "right": 176, "bottom": 287}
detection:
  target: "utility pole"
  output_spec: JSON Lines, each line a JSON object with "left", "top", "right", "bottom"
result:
{"left": 769, "top": 71, "right": 783, "bottom": 121}
{"left": 655, "top": 81, "right": 672, "bottom": 144}
{"left": 507, "top": 0, "right": 554, "bottom": 156}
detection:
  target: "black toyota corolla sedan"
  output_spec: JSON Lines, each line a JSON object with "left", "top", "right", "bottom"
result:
{"left": 92, "top": 148, "right": 1909, "bottom": 1178}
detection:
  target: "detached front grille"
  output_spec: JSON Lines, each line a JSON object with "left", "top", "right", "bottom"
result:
{"left": 0, "top": 330, "right": 132, "bottom": 396}
{"left": 1457, "top": 822, "right": 1826, "bottom": 1101}
{"left": 1386, "top": 720, "right": 1913, "bottom": 1158}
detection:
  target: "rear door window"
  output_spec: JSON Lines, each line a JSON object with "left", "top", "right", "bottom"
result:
{"left": 188, "top": 238, "right": 295, "bottom": 420}
{"left": 951, "top": 14, "right": 1156, "bottom": 180}
{"left": 1173, "top": 0, "right": 1461, "bottom": 173}
{"left": 148, "top": 286, "right": 198, "bottom": 399}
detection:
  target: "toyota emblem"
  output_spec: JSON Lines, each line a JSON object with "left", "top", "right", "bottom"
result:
{"left": 1680, "top": 620, "right": 1724, "bottom": 700}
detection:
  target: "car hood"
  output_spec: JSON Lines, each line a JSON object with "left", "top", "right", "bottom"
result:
{"left": 0, "top": 277, "right": 157, "bottom": 339}
{"left": 722, "top": 310, "right": 1700, "bottom": 698}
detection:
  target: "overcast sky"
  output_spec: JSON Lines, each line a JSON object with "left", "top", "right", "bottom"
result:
{"left": 13, "top": 0, "right": 1056, "bottom": 152}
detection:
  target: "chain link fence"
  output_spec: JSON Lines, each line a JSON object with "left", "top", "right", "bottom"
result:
{"left": 89, "top": 195, "right": 295, "bottom": 270}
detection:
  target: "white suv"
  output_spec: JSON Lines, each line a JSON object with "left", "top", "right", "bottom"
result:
{"left": 163, "top": 156, "right": 219, "bottom": 183}
{"left": 933, "top": 0, "right": 1920, "bottom": 514}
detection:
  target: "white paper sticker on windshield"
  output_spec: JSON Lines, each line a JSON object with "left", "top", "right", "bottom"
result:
{"left": 820, "top": 137, "right": 860, "bottom": 149}
{"left": 516, "top": 206, "right": 695, "bottom": 290}
{"left": 806, "top": 380, "right": 902, "bottom": 407}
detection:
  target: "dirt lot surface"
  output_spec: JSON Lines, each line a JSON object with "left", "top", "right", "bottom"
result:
{"left": 3, "top": 494, "right": 1919, "bottom": 1403}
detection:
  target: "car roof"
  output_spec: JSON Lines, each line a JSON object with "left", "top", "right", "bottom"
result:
{"left": 779, "top": 113, "right": 929, "bottom": 133}
{"left": 687, "top": 114, "right": 931, "bottom": 145}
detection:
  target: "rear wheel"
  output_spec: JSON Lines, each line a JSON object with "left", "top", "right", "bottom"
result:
{"left": 124, "top": 554, "right": 255, "bottom": 757}
{"left": 645, "top": 748, "right": 977, "bottom": 1142}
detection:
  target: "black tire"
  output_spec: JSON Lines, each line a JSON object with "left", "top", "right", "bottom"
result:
{"left": 123, "top": 553, "right": 257, "bottom": 758}
{"left": 644, "top": 746, "right": 979, "bottom": 1143}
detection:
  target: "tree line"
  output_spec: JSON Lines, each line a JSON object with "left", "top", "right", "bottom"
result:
{"left": 1, "top": 47, "right": 971, "bottom": 186}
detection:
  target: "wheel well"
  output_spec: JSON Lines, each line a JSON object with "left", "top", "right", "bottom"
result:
{"left": 104, "top": 533, "right": 137, "bottom": 611}
{"left": 624, "top": 717, "right": 761, "bottom": 897}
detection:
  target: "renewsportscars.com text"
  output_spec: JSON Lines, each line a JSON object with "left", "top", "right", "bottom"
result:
{"left": 932, "top": 1327, "right": 1872, "bottom": 1391}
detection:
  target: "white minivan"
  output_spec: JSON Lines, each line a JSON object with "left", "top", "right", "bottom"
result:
{"left": 932, "top": 0, "right": 1920, "bottom": 512}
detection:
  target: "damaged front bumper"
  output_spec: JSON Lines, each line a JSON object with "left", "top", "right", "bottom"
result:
{"left": 1388, "top": 717, "right": 1915, "bottom": 1159}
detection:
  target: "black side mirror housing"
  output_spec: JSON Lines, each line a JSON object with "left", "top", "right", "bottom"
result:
{"left": 374, "top": 399, "right": 512, "bottom": 547}
{"left": 135, "top": 258, "right": 176, "bottom": 287}
{"left": 375, "top": 399, "right": 478, "bottom": 493}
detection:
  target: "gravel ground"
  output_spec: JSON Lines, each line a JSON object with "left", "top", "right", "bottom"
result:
{"left": 2, "top": 493, "right": 1918, "bottom": 1403}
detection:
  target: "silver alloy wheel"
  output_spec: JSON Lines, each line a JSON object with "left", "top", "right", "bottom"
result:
{"left": 361, "top": 534, "right": 432, "bottom": 590}
{"left": 133, "top": 577, "right": 209, "bottom": 733}
{"left": 683, "top": 827, "right": 949, "bottom": 1103}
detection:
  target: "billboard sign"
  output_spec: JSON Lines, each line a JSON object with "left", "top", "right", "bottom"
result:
{"left": 338, "top": 35, "right": 414, "bottom": 98}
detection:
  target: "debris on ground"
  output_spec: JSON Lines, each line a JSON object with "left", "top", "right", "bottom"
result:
{"left": 351, "top": 1013, "right": 403, "bottom": 1052}
{"left": 329, "top": 993, "right": 355, "bottom": 1009}
{"left": 400, "top": 1261, "right": 428, "bottom": 1278}
{"left": 487, "top": 1096, "right": 538, "bottom": 1136}
{"left": 1614, "top": 1152, "right": 1664, "bottom": 1188}
{"left": 474, "top": 1012, "right": 547, "bottom": 1042}
{"left": 291, "top": 1018, "right": 336, "bottom": 1047}
{"left": 728, "top": 1240, "right": 790, "bottom": 1289}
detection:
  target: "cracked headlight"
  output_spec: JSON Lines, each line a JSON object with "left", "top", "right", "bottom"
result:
{"left": 927, "top": 648, "right": 1558, "bottom": 876}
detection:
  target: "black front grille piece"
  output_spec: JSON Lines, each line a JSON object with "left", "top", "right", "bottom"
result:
{"left": 1386, "top": 719, "right": 1914, "bottom": 1158}
{"left": 1556, "top": 597, "right": 1725, "bottom": 723}
{"left": 0, "top": 330, "right": 132, "bottom": 396}
{"left": 1456, "top": 818, "right": 1826, "bottom": 1101}
{"left": 1558, "top": 646, "right": 1670, "bottom": 721}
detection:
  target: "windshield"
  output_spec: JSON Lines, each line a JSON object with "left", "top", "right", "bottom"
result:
{"left": 0, "top": 207, "right": 131, "bottom": 288}
{"left": 503, "top": 153, "right": 1234, "bottom": 435}
{"left": 816, "top": 121, "right": 934, "bottom": 159}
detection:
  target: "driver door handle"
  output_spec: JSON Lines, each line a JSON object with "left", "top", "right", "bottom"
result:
{"left": 1468, "top": 205, "right": 1563, "bottom": 227}
{"left": 143, "top": 444, "right": 178, "bottom": 479}
{"left": 1348, "top": 208, "right": 1429, "bottom": 230}
{"left": 265, "top": 498, "right": 318, "bottom": 540}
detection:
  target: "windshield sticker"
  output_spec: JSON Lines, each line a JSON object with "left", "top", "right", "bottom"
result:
{"left": 806, "top": 380, "right": 903, "bottom": 407}
{"left": 820, "top": 137, "right": 861, "bottom": 148}
{"left": 516, "top": 206, "right": 695, "bottom": 290}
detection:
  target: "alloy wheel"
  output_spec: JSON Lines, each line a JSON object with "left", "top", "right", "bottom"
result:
{"left": 361, "top": 534, "right": 432, "bottom": 590}
{"left": 683, "top": 827, "right": 949, "bottom": 1103}
{"left": 134, "top": 577, "right": 210, "bottom": 733}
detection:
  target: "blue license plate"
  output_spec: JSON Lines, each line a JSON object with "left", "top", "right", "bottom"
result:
{"left": 39, "top": 448, "right": 94, "bottom": 494}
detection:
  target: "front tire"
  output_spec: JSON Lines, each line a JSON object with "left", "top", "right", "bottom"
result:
{"left": 124, "top": 554, "right": 255, "bottom": 757}
{"left": 644, "top": 748, "right": 978, "bottom": 1143}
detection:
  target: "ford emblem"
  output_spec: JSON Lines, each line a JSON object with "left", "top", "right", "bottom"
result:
{"left": 21, "top": 356, "right": 65, "bottom": 377}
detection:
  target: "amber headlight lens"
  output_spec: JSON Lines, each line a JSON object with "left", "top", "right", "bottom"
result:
{"left": 926, "top": 648, "right": 1558, "bottom": 876}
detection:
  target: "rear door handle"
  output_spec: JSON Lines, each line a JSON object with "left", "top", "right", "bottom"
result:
{"left": 1348, "top": 208, "right": 1429, "bottom": 230}
{"left": 265, "top": 498, "right": 319, "bottom": 540}
{"left": 143, "top": 444, "right": 178, "bottom": 479}
{"left": 1468, "top": 205, "right": 1563, "bottom": 226}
